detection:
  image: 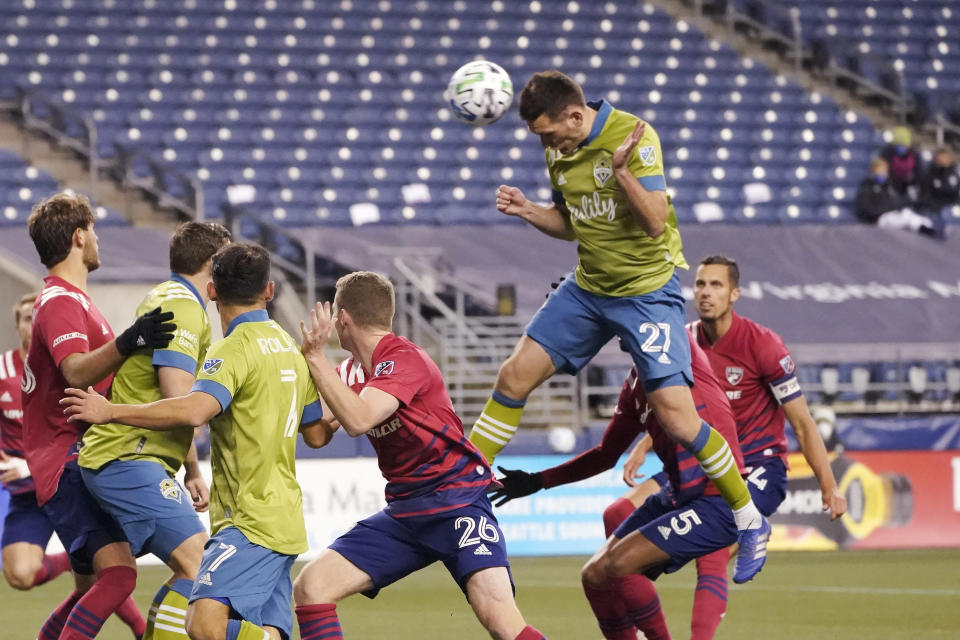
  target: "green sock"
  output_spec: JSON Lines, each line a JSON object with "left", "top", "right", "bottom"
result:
{"left": 689, "top": 422, "right": 752, "bottom": 510}
{"left": 468, "top": 391, "right": 526, "bottom": 464}
{"left": 227, "top": 618, "right": 272, "bottom": 639}
{"left": 144, "top": 578, "right": 191, "bottom": 639}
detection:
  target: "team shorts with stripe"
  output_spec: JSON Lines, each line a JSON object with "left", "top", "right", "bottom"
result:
{"left": 525, "top": 273, "right": 692, "bottom": 389}
{"left": 329, "top": 496, "right": 512, "bottom": 598}
{"left": 744, "top": 456, "right": 788, "bottom": 517}
{"left": 82, "top": 459, "right": 205, "bottom": 562}
{"left": 190, "top": 526, "right": 296, "bottom": 639}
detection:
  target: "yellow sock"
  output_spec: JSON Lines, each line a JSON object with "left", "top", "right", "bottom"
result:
{"left": 144, "top": 579, "right": 191, "bottom": 640}
{"left": 468, "top": 391, "right": 526, "bottom": 464}
{"left": 227, "top": 618, "right": 272, "bottom": 639}
{"left": 689, "top": 423, "right": 752, "bottom": 510}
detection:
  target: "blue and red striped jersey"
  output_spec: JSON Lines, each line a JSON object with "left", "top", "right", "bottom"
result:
{"left": 690, "top": 312, "right": 802, "bottom": 466}
{"left": 337, "top": 333, "right": 492, "bottom": 518}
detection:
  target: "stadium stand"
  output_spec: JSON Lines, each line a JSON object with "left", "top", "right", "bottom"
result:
{"left": 0, "top": 0, "right": 929, "bottom": 226}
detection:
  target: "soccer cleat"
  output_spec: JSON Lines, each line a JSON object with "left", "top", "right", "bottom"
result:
{"left": 733, "top": 516, "right": 771, "bottom": 584}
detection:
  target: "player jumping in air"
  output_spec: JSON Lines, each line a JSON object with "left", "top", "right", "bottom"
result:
{"left": 293, "top": 271, "right": 549, "bottom": 640}
{"left": 1, "top": 292, "right": 73, "bottom": 592}
{"left": 63, "top": 243, "right": 334, "bottom": 640}
{"left": 466, "top": 70, "right": 769, "bottom": 582}
{"left": 490, "top": 334, "right": 746, "bottom": 640}
{"left": 78, "top": 221, "right": 231, "bottom": 639}
{"left": 23, "top": 192, "right": 176, "bottom": 639}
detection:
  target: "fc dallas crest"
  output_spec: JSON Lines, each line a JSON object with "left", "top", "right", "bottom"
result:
{"left": 725, "top": 366, "right": 743, "bottom": 385}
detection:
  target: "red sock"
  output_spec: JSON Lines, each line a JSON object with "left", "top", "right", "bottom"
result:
{"left": 296, "top": 603, "right": 344, "bottom": 640}
{"left": 582, "top": 580, "right": 637, "bottom": 640}
{"left": 514, "top": 625, "right": 548, "bottom": 639}
{"left": 115, "top": 595, "right": 147, "bottom": 637}
{"left": 31, "top": 552, "right": 72, "bottom": 587}
{"left": 616, "top": 575, "right": 671, "bottom": 640}
{"left": 603, "top": 498, "right": 636, "bottom": 538}
{"left": 38, "top": 590, "right": 81, "bottom": 640}
{"left": 60, "top": 565, "right": 139, "bottom": 640}
{"left": 691, "top": 549, "right": 729, "bottom": 640}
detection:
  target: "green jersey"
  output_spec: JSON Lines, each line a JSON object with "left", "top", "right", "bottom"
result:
{"left": 80, "top": 275, "right": 211, "bottom": 475}
{"left": 546, "top": 100, "right": 688, "bottom": 297}
{"left": 192, "top": 310, "right": 322, "bottom": 555}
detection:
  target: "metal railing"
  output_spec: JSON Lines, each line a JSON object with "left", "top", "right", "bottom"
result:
{"left": 115, "top": 145, "right": 204, "bottom": 220}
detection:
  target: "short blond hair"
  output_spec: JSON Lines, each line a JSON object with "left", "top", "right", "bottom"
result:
{"left": 334, "top": 271, "right": 395, "bottom": 330}
{"left": 13, "top": 291, "right": 38, "bottom": 323}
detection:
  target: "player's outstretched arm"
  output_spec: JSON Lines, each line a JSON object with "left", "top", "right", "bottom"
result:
{"left": 299, "top": 302, "right": 401, "bottom": 436}
{"left": 489, "top": 466, "right": 543, "bottom": 506}
{"left": 783, "top": 396, "right": 847, "bottom": 519}
{"left": 611, "top": 121, "right": 670, "bottom": 238}
{"left": 497, "top": 185, "right": 575, "bottom": 240}
{"left": 61, "top": 386, "right": 220, "bottom": 431}
{"left": 59, "top": 308, "right": 176, "bottom": 389}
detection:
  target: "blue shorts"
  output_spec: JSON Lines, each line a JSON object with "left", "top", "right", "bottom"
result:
{"left": 329, "top": 497, "right": 512, "bottom": 598}
{"left": 40, "top": 463, "right": 128, "bottom": 575}
{"left": 2, "top": 491, "right": 55, "bottom": 549}
{"left": 81, "top": 460, "right": 206, "bottom": 561}
{"left": 614, "top": 490, "right": 737, "bottom": 580}
{"left": 190, "top": 527, "right": 296, "bottom": 639}
{"left": 526, "top": 273, "right": 692, "bottom": 388}
{"left": 744, "top": 456, "right": 788, "bottom": 517}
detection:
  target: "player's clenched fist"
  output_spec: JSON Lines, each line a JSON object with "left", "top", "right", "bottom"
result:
{"left": 495, "top": 185, "right": 528, "bottom": 217}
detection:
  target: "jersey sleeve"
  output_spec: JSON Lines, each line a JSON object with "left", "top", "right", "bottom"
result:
{"left": 754, "top": 329, "right": 803, "bottom": 404}
{"left": 628, "top": 121, "right": 666, "bottom": 192}
{"left": 152, "top": 297, "right": 206, "bottom": 375}
{"left": 37, "top": 296, "right": 94, "bottom": 367}
{"left": 540, "top": 370, "right": 643, "bottom": 489}
{"left": 191, "top": 339, "right": 246, "bottom": 414}
{"left": 299, "top": 365, "right": 323, "bottom": 426}
{"left": 363, "top": 347, "right": 430, "bottom": 406}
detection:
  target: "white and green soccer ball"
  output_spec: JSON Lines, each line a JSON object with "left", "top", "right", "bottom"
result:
{"left": 444, "top": 60, "right": 514, "bottom": 126}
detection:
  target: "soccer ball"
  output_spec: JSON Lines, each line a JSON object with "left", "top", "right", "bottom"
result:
{"left": 444, "top": 60, "right": 513, "bottom": 126}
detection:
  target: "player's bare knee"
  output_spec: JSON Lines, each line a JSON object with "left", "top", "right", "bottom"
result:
{"left": 185, "top": 608, "right": 224, "bottom": 640}
{"left": 495, "top": 357, "right": 532, "bottom": 400}
{"left": 3, "top": 563, "right": 36, "bottom": 590}
{"left": 293, "top": 571, "right": 329, "bottom": 606}
{"left": 581, "top": 556, "right": 608, "bottom": 589}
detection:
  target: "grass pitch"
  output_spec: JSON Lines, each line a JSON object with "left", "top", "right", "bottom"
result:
{"left": 2, "top": 550, "right": 958, "bottom": 639}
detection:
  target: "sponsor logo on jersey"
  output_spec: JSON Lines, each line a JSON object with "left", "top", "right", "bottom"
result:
{"left": 20, "top": 360, "right": 36, "bottom": 395}
{"left": 568, "top": 192, "right": 617, "bottom": 222}
{"left": 473, "top": 543, "right": 493, "bottom": 556}
{"left": 3, "top": 409, "right": 22, "bottom": 420}
{"left": 779, "top": 355, "right": 796, "bottom": 375}
{"left": 638, "top": 145, "right": 657, "bottom": 166}
{"left": 52, "top": 332, "right": 87, "bottom": 348}
{"left": 593, "top": 157, "right": 612, "bottom": 187}
{"left": 369, "top": 417, "right": 402, "bottom": 438}
{"left": 159, "top": 478, "right": 183, "bottom": 504}
{"left": 197, "top": 572, "right": 213, "bottom": 586}
{"left": 374, "top": 360, "right": 395, "bottom": 377}
{"left": 0, "top": 391, "right": 12, "bottom": 403}
{"left": 203, "top": 358, "right": 223, "bottom": 374}
{"left": 726, "top": 390, "right": 742, "bottom": 400}
{"left": 725, "top": 367, "right": 743, "bottom": 385}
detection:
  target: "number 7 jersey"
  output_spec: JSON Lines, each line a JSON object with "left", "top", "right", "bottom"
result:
{"left": 192, "top": 310, "right": 323, "bottom": 555}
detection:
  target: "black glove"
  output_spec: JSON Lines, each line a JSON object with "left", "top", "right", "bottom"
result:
{"left": 115, "top": 307, "right": 176, "bottom": 356}
{"left": 488, "top": 466, "right": 543, "bottom": 507}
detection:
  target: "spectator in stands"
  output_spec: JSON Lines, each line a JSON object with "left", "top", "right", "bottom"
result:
{"left": 880, "top": 126, "right": 922, "bottom": 200}
{"left": 920, "top": 148, "right": 960, "bottom": 215}
{"left": 855, "top": 157, "right": 938, "bottom": 236}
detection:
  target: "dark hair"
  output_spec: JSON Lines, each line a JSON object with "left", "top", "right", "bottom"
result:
{"left": 211, "top": 243, "right": 270, "bottom": 305}
{"left": 334, "top": 271, "right": 395, "bottom": 329}
{"left": 169, "top": 221, "right": 232, "bottom": 275}
{"left": 13, "top": 291, "right": 39, "bottom": 324}
{"left": 27, "top": 192, "right": 96, "bottom": 267}
{"left": 518, "top": 70, "right": 586, "bottom": 123}
{"left": 699, "top": 255, "right": 740, "bottom": 288}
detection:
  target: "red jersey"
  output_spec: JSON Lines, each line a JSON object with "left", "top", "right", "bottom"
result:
{"left": 689, "top": 312, "right": 802, "bottom": 466}
{"left": 22, "top": 276, "right": 115, "bottom": 505}
{"left": 541, "top": 336, "right": 744, "bottom": 505}
{"left": 337, "top": 333, "right": 491, "bottom": 518}
{"left": 0, "top": 348, "right": 33, "bottom": 495}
